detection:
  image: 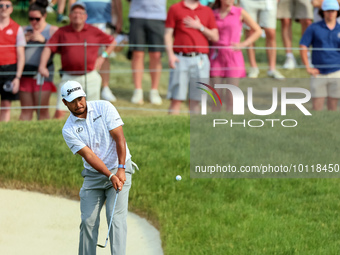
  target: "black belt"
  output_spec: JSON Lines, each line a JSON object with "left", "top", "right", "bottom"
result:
{"left": 175, "top": 52, "right": 204, "bottom": 57}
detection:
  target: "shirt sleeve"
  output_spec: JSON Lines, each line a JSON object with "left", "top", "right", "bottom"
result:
{"left": 300, "top": 24, "right": 314, "bottom": 47}
{"left": 16, "top": 26, "right": 26, "bottom": 47}
{"left": 165, "top": 5, "right": 175, "bottom": 28}
{"left": 205, "top": 7, "right": 218, "bottom": 29}
{"left": 103, "top": 101, "right": 124, "bottom": 131}
{"left": 95, "top": 27, "right": 115, "bottom": 45}
{"left": 62, "top": 128, "right": 86, "bottom": 155}
{"left": 46, "top": 29, "right": 60, "bottom": 53}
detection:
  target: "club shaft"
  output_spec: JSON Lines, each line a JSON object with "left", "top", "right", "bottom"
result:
{"left": 97, "top": 189, "right": 119, "bottom": 248}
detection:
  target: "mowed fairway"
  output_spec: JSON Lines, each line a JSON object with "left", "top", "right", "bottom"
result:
{"left": 1, "top": 114, "right": 340, "bottom": 254}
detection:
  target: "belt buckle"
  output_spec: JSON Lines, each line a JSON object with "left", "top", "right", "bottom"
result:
{"left": 191, "top": 52, "right": 196, "bottom": 57}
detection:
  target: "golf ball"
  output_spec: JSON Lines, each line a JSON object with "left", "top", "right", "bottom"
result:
{"left": 176, "top": 175, "right": 182, "bottom": 181}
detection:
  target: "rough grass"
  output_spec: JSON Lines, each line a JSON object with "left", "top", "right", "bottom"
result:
{"left": 1, "top": 114, "right": 340, "bottom": 254}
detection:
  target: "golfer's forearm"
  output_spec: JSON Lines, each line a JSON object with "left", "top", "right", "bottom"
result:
{"left": 109, "top": 126, "right": 126, "bottom": 165}
{"left": 78, "top": 148, "right": 112, "bottom": 177}
{"left": 86, "top": 154, "right": 112, "bottom": 177}
{"left": 116, "top": 138, "right": 126, "bottom": 166}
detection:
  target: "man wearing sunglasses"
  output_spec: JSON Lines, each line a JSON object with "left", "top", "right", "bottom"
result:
{"left": 0, "top": 0, "right": 26, "bottom": 121}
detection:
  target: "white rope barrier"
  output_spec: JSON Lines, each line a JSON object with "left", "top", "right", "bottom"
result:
{"left": 1, "top": 42, "right": 340, "bottom": 52}
{"left": 0, "top": 42, "right": 337, "bottom": 113}
{"left": 0, "top": 104, "right": 190, "bottom": 113}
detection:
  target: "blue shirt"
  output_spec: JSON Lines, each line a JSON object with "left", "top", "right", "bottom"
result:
{"left": 300, "top": 20, "right": 340, "bottom": 74}
{"left": 79, "top": 0, "right": 112, "bottom": 24}
{"left": 128, "top": 0, "right": 166, "bottom": 20}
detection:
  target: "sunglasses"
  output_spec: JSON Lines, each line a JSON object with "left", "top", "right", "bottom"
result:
{"left": 0, "top": 4, "right": 12, "bottom": 9}
{"left": 28, "top": 17, "right": 41, "bottom": 21}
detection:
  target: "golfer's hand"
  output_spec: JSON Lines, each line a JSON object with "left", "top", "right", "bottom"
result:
{"left": 111, "top": 175, "right": 123, "bottom": 191}
{"left": 116, "top": 168, "right": 126, "bottom": 185}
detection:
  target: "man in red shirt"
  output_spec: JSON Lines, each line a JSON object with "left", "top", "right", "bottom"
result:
{"left": 165, "top": 0, "right": 218, "bottom": 114}
{"left": 38, "top": 2, "right": 116, "bottom": 119}
{"left": 0, "top": 0, "right": 25, "bottom": 122}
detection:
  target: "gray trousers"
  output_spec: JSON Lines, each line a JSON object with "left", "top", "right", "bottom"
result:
{"left": 78, "top": 160, "right": 133, "bottom": 255}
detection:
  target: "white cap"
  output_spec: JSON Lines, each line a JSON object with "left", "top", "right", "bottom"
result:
{"left": 61, "top": 80, "right": 86, "bottom": 102}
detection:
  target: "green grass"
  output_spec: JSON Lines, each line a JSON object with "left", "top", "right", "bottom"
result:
{"left": 1, "top": 115, "right": 340, "bottom": 254}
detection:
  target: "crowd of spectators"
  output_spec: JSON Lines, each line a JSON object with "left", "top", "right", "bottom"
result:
{"left": 1, "top": 0, "right": 340, "bottom": 121}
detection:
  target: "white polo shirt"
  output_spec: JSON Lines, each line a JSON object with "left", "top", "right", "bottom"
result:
{"left": 62, "top": 100, "right": 131, "bottom": 172}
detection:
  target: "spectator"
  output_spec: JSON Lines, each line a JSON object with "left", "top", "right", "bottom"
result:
{"left": 38, "top": 2, "right": 116, "bottom": 119}
{"left": 210, "top": 0, "right": 261, "bottom": 111}
{"left": 239, "top": 0, "right": 285, "bottom": 79}
{"left": 0, "top": 0, "right": 25, "bottom": 122}
{"left": 300, "top": 0, "right": 340, "bottom": 110}
{"left": 128, "top": 0, "right": 166, "bottom": 105}
{"left": 277, "top": 0, "right": 313, "bottom": 70}
{"left": 69, "top": 0, "right": 122, "bottom": 102}
{"left": 165, "top": 0, "right": 219, "bottom": 114}
{"left": 20, "top": 0, "right": 58, "bottom": 120}
{"left": 312, "top": 0, "right": 340, "bottom": 22}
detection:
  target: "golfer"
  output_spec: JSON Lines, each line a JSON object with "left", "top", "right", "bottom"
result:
{"left": 61, "top": 80, "right": 134, "bottom": 255}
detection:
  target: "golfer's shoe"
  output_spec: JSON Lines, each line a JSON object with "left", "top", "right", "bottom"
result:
{"left": 131, "top": 89, "right": 144, "bottom": 105}
{"left": 149, "top": 89, "right": 162, "bottom": 105}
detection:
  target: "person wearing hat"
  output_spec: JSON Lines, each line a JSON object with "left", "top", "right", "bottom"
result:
{"left": 312, "top": 0, "right": 340, "bottom": 23}
{"left": 300, "top": 0, "right": 340, "bottom": 111}
{"left": 38, "top": 2, "right": 116, "bottom": 119}
{"left": 68, "top": 0, "right": 122, "bottom": 102}
{"left": 0, "top": 0, "right": 26, "bottom": 121}
{"left": 61, "top": 80, "right": 136, "bottom": 255}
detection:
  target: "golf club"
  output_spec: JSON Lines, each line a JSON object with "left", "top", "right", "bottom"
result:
{"left": 97, "top": 188, "right": 120, "bottom": 248}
